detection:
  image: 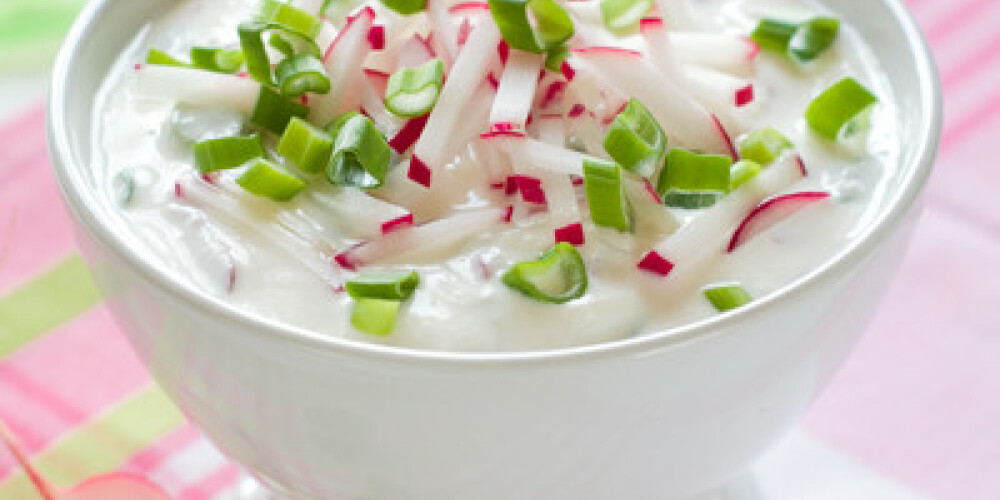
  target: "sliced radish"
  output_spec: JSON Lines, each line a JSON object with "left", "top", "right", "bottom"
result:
{"left": 395, "top": 34, "right": 436, "bottom": 69}
{"left": 337, "top": 208, "right": 506, "bottom": 267}
{"left": 555, "top": 222, "right": 586, "bottom": 245}
{"left": 358, "top": 73, "right": 405, "bottom": 136}
{"left": 291, "top": 0, "right": 325, "bottom": 13}
{"left": 481, "top": 134, "right": 592, "bottom": 176}
{"left": 670, "top": 33, "right": 759, "bottom": 75}
{"left": 727, "top": 191, "right": 831, "bottom": 252}
{"left": 368, "top": 25, "right": 386, "bottom": 50}
{"left": 510, "top": 175, "right": 547, "bottom": 204}
{"left": 449, "top": 1, "right": 490, "bottom": 14}
{"left": 389, "top": 115, "right": 429, "bottom": 154}
{"left": 652, "top": 0, "right": 698, "bottom": 30}
{"left": 427, "top": 0, "right": 460, "bottom": 65}
{"left": 312, "top": 7, "right": 376, "bottom": 124}
{"left": 308, "top": 187, "right": 412, "bottom": 239}
{"left": 381, "top": 213, "right": 416, "bottom": 234}
{"left": 568, "top": 49, "right": 733, "bottom": 156}
{"left": 131, "top": 66, "right": 260, "bottom": 114}
{"left": 410, "top": 20, "right": 501, "bottom": 183}
{"left": 489, "top": 49, "right": 545, "bottom": 130}
{"left": 639, "top": 150, "right": 805, "bottom": 282}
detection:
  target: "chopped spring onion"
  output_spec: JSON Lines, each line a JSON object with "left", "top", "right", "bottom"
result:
{"left": 662, "top": 191, "right": 722, "bottom": 209}
{"left": 193, "top": 134, "right": 265, "bottom": 173}
{"left": 544, "top": 45, "right": 569, "bottom": 72}
{"left": 346, "top": 271, "right": 421, "bottom": 300}
{"left": 751, "top": 17, "right": 839, "bottom": 63}
{"left": 146, "top": 48, "right": 186, "bottom": 67}
{"left": 236, "top": 158, "right": 307, "bottom": 201}
{"left": 738, "top": 127, "right": 793, "bottom": 165}
{"left": 325, "top": 111, "right": 361, "bottom": 137}
{"left": 750, "top": 18, "right": 798, "bottom": 54}
{"left": 600, "top": 0, "right": 653, "bottom": 35}
{"left": 657, "top": 148, "right": 732, "bottom": 196}
{"left": 326, "top": 114, "right": 391, "bottom": 189}
{"left": 238, "top": 22, "right": 321, "bottom": 86}
{"left": 603, "top": 98, "right": 666, "bottom": 178}
{"left": 789, "top": 17, "right": 840, "bottom": 63}
{"left": 729, "top": 160, "right": 762, "bottom": 191}
{"left": 805, "top": 77, "right": 878, "bottom": 141}
{"left": 260, "top": 0, "right": 322, "bottom": 39}
{"left": 583, "top": 158, "right": 634, "bottom": 232}
{"left": 189, "top": 47, "right": 245, "bottom": 74}
{"left": 379, "top": 0, "right": 427, "bottom": 15}
{"left": 351, "top": 298, "right": 401, "bottom": 336}
{"left": 385, "top": 59, "right": 445, "bottom": 118}
{"left": 502, "top": 242, "right": 588, "bottom": 304}
{"left": 703, "top": 284, "right": 753, "bottom": 312}
{"left": 488, "top": 0, "right": 574, "bottom": 54}
{"left": 252, "top": 87, "right": 309, "bottom": 134}
{"left": 113, "top": 170, "right": 136, "bottom": 207}
{"left": 275, "top": 53, "right": 331, "bottom": 97}
{"left": 277, "top": 117, "right": 334, "bottom": 173}
{"left": 270, "top": 33, "right": 297, "bottom": 59}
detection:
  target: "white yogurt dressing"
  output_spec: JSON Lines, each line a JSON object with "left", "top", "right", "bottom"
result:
{"left": 91, "top": 0, "right": 898, "bottom": 351}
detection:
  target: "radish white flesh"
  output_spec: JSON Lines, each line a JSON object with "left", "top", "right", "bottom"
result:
{"left": 358, "top": 73, "right": 405, "bottom": 136}
{"left": 427, "top": 0, "right": 459, "bottom": 65}
{"left": 292, "top": 0, "right": 325, "bottom": 14}
{"left": 162, "top": 207, "right": 241, "bottom": 295}
{"left": 395, "top": 34, "right": 436, "bottom": 70}
{"left": 481, "top": 133, "right": 593, "bottom": 176}
{"left": 639, "top": 152, "right": 805, "bottom": 290}
{"left": 308, "top": 188, "right": 412, "bottom": 239}
{"left": 131, "top": 66, "right": 260, "bottom": 114}
{"left": 671, "top": 33, "right": 760, "bottom": 75}
{"left": 317, "top": 20, "right": 339, "bottom": 53}
{"left": 653, "top": 0, "right": 699, "bottom": 30}
{"left": 569, "top": 48, "right": 734, "bottom": 156}
{"left": 410, "top": 20, "right": 500, "bottom": 182}
{"left": 489, "top": 49, "right": 545, "bottom": 130}
{"left": 727, "top": 191, "right": 831, "bottom": 252}
{"left": 312, "top": 7, "right": 376, "bottom": 125}
{"left": 339, "top": 208, "right": 506, "bottom": 267}
{"left": 471, "top": 140, "right": 514, "bottom": 188}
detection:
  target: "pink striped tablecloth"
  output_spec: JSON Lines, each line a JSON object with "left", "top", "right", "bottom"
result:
{"left": 1, "top": 0, "right": 999, "bottom": 499}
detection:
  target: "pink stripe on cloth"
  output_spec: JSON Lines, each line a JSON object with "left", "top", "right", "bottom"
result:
{"left": 922, "top": 0, "right": 996, "bottom": 43}
{"left": 0, "top": 106, "right": 79, "bottom": 292}
{"left": 804, "top": 207, "right": 1000, "bottom": 500}
{"left": 939, "top": 30, "right": 1000, "bottom": 91}
{"left": 124, "top": 425, "right": 203, "bottom": 476}
{"left": 0, "top": 307, "right": 149, "bottom": 479}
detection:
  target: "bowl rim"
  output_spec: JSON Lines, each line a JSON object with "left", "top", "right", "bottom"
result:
{"left": 47, "top": 0, "right": 942, "bottom": 367}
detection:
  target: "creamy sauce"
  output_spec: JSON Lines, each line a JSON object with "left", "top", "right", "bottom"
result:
{"left": 92, "top": 0, "right": 899, "bottom": 351}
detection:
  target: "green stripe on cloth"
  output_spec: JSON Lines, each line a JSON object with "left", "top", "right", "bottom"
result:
{"left": 0, "top": 254, "right": 102, "bottom": 358}
{"left": 0, "top": 384, "right": 185, "bottom": 500}
{"left": 0, "top": 1, "right": 89, "bottom": 69}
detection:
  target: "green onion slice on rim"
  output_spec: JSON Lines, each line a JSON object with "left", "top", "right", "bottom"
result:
{"left": 603, "top": 98, "right": 666, "bottom": 178}
{"left": 703, "top": 284, "right": 753, "bottom": 312}
{"left": 805, "top": 77, "right": 878, "bottom": 141}
{"left": 326, "top": 114, "right": 391, "bottom": 189}
{"left": 729, "top": 160, "right": 762, "bottom": 191}
{"left": 751, "top": 18, "right": 798, "bottom": 54}
{"left": 277, "top": 117, "right": 334, "bottom": 173}
{"left": 275, "top": 53, "right": 331, "bottom": 97}
{"left": 193, "top": 134, "right": 266, "bottom": 173}
{"left": 346, "top": 271, "right": 421, "bottom": 301}
{"left": 385, "top": 59, "right": 445, "bottom": 118}
{"left": 379, "top": 0, "right": 427, "bottom": 15}
{"left": 252, "top": 87, "right": 309, "bottom": 135}
{"left": 600, "top": 0, "right": 653, "bottom": 35}
{"left": 584, "top": 158, "right": 634, "bottom": 232}
{"left": 488, "top": 0, "right": 575, "bottom": 54}
{"left": 260, "top": 0, "right": 322, "bottom": 39}
{"left": 351, "top": 298, "right": 401, "bottom": 336}
{"left": 146, "top": 48, "right": 187, "bottom": 67}
{"left": 189, "top": 47, "right": 245, "bottom": 74}
{"left": 738, "top": 127, "right": 793, "bottom": 165}
{"left": 236, "top": 158, "right": 307, "bottom": 201}
{"left": 502, "top": 243, "right": 588, "bottom": 304}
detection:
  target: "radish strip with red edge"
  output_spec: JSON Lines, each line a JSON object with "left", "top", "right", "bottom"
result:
{"left": 570, "top": 50, "right": 732, "bottom": 155}
{"left": 395, "top": 35, "right": 436, "bottom": 70}
{"left": 390, "top": 115, "right": 429, "bottom": 154}
{"left": 411, "top": 20, "right": 501, "bottom": 183}
{"left": 427, "top": 0, "right": 459, "bottom": 64}
{"left": 308, "top": 187, "right": 411, "bottom": 239}
{"left": 449, "top": 1, "right": 490, "bottom": 14}
{"left": 358, "top": 74, "right": 405, "bottom": 136}
{"left": 639, "top": 152, "right": 804, "bottom": 287}
{"left": 727, "top": 191, "right": 831, "bottom": 252}
{"left": 555, "top": 223, "right": 585, "bottom": 245}
{"left": 368, "top": 25, "right": 386, "bottom": 50}
{"left": 482, "top": 134, "right": 593, "bottom": 176}
{"left": 670, "top": 33, "right": 759, "bottom": 75}
{"left": 489, "top": 49, "right": 544, "bottom": 130}
{"left": 312, "top": 8, "right": 376, "bottom": 124}
{"left": 341, "top": 208, "right": 506, "bottom": 266}
{"left": 382, "top": 213, "right": 415, "bottom": 234}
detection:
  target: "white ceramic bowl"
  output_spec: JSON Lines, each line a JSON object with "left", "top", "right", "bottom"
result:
{"left": 47, "top": 1, "right": 941, "bottom": 498}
